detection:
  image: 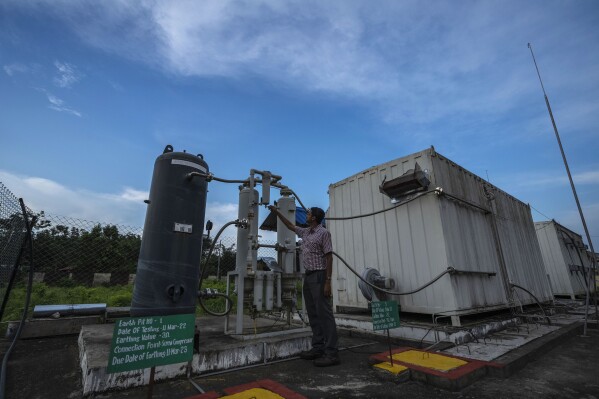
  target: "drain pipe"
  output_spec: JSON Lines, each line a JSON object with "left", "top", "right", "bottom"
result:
{"left": 483, "top": 186, "right": 515, "bottom": 308}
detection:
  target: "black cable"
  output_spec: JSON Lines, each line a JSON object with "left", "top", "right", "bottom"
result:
{"left": 327, "top": 190, "right": 435, "bottom": 221}
{"left": 559, "top": 229, "right": 598, "bottom": 320}
{"left": 0, "top": 199, "right": 34, "bottom": 399}
{"left": 332, "top": 251, "right": 454, "bottom": 296}
{"left": 439, "top": 191, "right": 491, "bottom": 214}
{"left": 197, "top": 220, "right": 240, "bottom": 316}
{"left": 510, "top": 283, "right": 551, "bottom": 325}
{"left": 530, "top": 205, "right": 552, "bottom": 221}
{"left": 418, "top": 325, "right": 437, "bottom": 348}
{"left": 559, "top": 229, "right": 591, "bottom": 290}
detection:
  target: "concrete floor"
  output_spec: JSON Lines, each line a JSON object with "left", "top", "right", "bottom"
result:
{"left": 2, "top": 323, "right": 598, "bottom": 398}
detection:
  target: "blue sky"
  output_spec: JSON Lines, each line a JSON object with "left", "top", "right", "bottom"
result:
{"left": 1, "top": 0, "right": 598, "bottom": 243}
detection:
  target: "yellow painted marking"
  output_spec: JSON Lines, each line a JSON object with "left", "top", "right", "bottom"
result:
{"left": 391, "top": 350, "right": 467, "bottom": 372}
{"left": 373, "top": 361, "right": 409, "bottom": 375}
{"left": 220, "top": 387, "right": 285, "bottom": 399}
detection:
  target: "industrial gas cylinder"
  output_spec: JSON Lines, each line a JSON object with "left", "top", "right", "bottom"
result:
{"left": 131, "top": 145, "right": 209, "bottom": 316}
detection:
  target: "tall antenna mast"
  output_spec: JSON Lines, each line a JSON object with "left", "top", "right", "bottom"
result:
{"left": 528, "top": 43, "right": 597, "bottom": 336}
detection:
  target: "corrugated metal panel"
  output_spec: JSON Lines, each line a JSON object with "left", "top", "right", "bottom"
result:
{"left": 535, "top": 221, "right": 591, "bottom": 297}
{"left": 328, "top": 148, "right": 553, "bottom": 316}
{"left": 329, "top": 149, "right": 456, "bottom": 314}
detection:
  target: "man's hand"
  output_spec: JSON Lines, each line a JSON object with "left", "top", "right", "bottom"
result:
{"left": 324, "top": 280, "right": 332, "bottom": 297}
{"left": 268, "top": 205, "right": 295, "bottom": 232}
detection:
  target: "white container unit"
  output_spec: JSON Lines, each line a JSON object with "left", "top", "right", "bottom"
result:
{"left": 328, "top": 147, "right": 553, "bottom": 324}
{"left": 535, "top": 220, "right": 594, "bottom": 298}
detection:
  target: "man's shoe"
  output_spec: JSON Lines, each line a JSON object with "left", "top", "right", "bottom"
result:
{"left": 313, "top": 355, "right": 340, "bottom": 367}
{"left": 298, "top": 348, "right": 324, "bottom": 360}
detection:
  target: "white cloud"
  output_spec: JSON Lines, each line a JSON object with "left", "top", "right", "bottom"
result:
{"left": 518, "top": 169, "right": 599, "bottom": 188}
{"left": 0, "top": 170, "right": 273, "bottom": 240}
{"left": 555, "top": 202, "right": 599, "bottom": 247}
{"left": 10, "top": 0, "right": 598, "bottom": 131}
{"left": 574, "top": 171, "right": 599, "bottom": 185}
{"left": 38, "top": 89, "right": 82, "bottom": 117}
{"left": 3, "top": 63, "right": 30, "bottom": 76}
{"left": 0, "top": 170, "right": 146, "bottom": 226}
{"left": 53, "top": 61, "right": 83, "bottom": 88}
{"left": 114, "top": 187, "right": 148, "bottom": 202}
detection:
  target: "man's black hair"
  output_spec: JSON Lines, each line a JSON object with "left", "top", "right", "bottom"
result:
{"left": 310, "top": 207, "right": 326, "bottom": 224}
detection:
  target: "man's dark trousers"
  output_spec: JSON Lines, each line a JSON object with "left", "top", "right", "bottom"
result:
{"left": 303, "top": 270, "right": 338, "bottom": 356}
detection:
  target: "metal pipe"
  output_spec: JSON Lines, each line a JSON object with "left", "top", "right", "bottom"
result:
{"left": 276, "top": 273, "right": 283, "bottom": 309}
{"left": 33, "top": 304, "right": 107, "bottom": 318}
{"left": 486, "top": 195, "right": 515, "bottom": 306}
{"left": 258, "top": 244, "right": 278, "bottom": 249}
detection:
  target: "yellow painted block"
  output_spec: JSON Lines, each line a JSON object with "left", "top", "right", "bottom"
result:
{"left": 391, "top": 350, "right": 467, "bottom": 372}
{"left": 373, "top": 361, "right": 409, "bottom": 375}
{"left": 221, "top": 387, "right": 285, "bottom": 399}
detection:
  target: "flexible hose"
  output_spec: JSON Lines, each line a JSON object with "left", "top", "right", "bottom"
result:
{"left": 0, "top": 199, "right": 34, "bottom": 399}
{"left": 186, "top": 171, "right": 248, "bottom": 184}
{"left": 510, "top": 283, "right": 551, "bottom": 325}
{"left": 287, "top": 189, "right": 308, "bottom": 215}
{"left": 187, "top": 171, "right": 311, "bottom": 214}
{"left": 197, "top": 220, "right": 239, "bottom": 316}
{"left": 327, "top": 190, "right": 435, "bottom": 221}
{"left": 327, "top": 189, "right": 489, "bottom": 221}
{"left": 332, "top": 251, "right": 455, "bottom": 296}
{"left": 211, "top": 176, "right": 248, "bottom": 184}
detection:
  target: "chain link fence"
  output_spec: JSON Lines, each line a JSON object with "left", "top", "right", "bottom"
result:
{"left": 0, "top": 180, "right": 279, "bottom": 323}
{"left": 27, "top": 216, "right": 276, "bottom": 287}
{"left": 26, "top": 212, "right": 143, "bottom": 287}
{"left": 0, "top": 182, "right": 29, "bottom": 317}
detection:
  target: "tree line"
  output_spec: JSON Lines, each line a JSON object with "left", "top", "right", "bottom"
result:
{"left": 0, "top": 211, "right": 237, "bottom": 285}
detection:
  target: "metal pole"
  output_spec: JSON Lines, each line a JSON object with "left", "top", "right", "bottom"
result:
{"left": 147, "top": 366, "right": 155, "bottom": 399}
{"left": 217, "top": 241, "right": 222, "bottom": 280}
{"left": 528, "top": 43, "right": 598, "bottom": 336}
{"left": 387, "top": 329, "right": 393, "bottom": 366}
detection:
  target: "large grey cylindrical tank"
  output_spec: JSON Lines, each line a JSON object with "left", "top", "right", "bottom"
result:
{"left": 131, "top": 145, "right": 209, "bottom": 316}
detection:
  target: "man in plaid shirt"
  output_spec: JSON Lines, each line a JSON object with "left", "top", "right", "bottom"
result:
{"left": 268, "top": 205, "right": 340, "bottom": 367}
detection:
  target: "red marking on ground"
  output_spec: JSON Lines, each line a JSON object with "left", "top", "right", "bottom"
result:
{"left": 370, "top": 347, "right": 489, "bottom": 380}
{"left": 185, "top": 379, "right": 307, "bottom": 399}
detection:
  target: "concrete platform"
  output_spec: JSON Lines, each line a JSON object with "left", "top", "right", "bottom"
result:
{"left": 5, "top": 315, "right": 102, "bottom": 339}
{"left": 78, "top": 315, "right": 312, "bottom": 396}
{"left": 77, "top": 307, "right": 590, "bottom": 396}
{"left": 366, "top": 315, "right": 588, "bottom": 391}
{"left": 3, "top": 307, "right": 598, "bottom": 398}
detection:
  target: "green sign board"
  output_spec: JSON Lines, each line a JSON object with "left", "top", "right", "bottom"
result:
{"left": 371, "top": 300, "right": 400, "bottom": 331}
{"left": 107, "top": 313, "right": 195, "bottom": 373}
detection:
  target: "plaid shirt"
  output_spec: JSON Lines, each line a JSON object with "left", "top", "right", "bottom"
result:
{"left": 295, "top": 224, "right": 333, "bottom": 271}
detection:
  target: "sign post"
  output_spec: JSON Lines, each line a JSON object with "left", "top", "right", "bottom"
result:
{"left": 371, "top": 300, "right": 400, "bottom": 366}
{"left": 108, "top": 313, "right": 195, "bottom": 373}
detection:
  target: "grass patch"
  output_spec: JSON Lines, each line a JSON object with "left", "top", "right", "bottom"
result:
{"left": 1, "top": 280, "right": 236, "bottom": 323}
